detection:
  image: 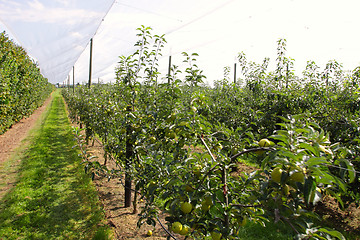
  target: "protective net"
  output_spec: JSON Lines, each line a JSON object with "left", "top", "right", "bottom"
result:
{"left": 0, "top": 0, "right": 115, "bottom": 84}
{"left": 1, "top": 0, "right": 359, "bottom": 85}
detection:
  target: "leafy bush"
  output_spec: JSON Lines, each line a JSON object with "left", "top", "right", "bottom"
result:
{"left": 0, "top": 31, "right": 53, "bottom": 134}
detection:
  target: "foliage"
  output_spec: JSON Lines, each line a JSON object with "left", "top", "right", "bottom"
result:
{"left": 63, "top": 26, "right": 360, "bottom": 239}
{"left": 0, "top": 31, "right": 53, "bottom": 135}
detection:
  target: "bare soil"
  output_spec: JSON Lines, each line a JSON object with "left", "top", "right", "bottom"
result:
{"left": 315, "top": 195, "right": 360, "bottom": 237}
{"left": 84, "top": 140, "right": 169, "bottom": 240}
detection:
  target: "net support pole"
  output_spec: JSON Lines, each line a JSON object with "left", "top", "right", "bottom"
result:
{"left": 73, "top": 66, "right": 75, "bottom": 93}
{"left": 167, "top": 55, "right": 172, "bottom": 84}
{"left": 234, "top": 62, "right": 237, "bottom": 84}
{"left": 88, "top": 38, "right": 93, "bottom": 89}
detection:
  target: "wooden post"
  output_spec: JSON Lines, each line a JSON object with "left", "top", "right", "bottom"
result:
{"left": 88, "top": 38, "right": 93, "bottom": 89}
{"left": 73, "top": 66, "right": 75, "bottom": 93}
{"left": 167, "top": 55, "right": 172, "bottom": 84}
{"left": 125, "top": 109, "right": 134, "bottom": 208}
{"left": 234, "top": 62, "right": 237, "bottom": 84}
{"left": 125, "top": 143, "right": 132, "bottom": 208}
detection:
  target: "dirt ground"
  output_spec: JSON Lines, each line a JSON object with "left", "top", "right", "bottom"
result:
{"left": 83, "top": 140, "right": 170, "bottom": 240}
{"left": 315, "top": 195, "right": 360, "bottom": 237}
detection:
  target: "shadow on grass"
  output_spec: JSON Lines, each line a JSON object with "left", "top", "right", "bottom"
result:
{"left": 0, "top": 91, "right": 111, "bottom": 239}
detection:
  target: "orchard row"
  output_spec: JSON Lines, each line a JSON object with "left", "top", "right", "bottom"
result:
{"left": 0, "top": 32, "right": 54, "bottom": 134}
{"left": 63, "top": 26, "right": 359, "bottom": 240}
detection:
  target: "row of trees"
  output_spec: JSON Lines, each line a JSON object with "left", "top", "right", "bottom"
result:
{"left": 63, "top": 26, "right": 359, "bottom": 239}
{"left": 0, "top": 31, "right": 53, "bottom": 134}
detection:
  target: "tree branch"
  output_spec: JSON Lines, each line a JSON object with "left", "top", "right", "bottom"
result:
{"left": 230, "top": 147, "right": 275, "bottom": 162}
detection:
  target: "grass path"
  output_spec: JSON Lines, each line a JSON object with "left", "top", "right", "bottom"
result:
{"left": 0, "top": 90, "right": 111, "bottom": 239}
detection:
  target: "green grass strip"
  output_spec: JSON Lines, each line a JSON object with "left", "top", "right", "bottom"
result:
{"left": 0, "top": 89, "right": 111, "bottom": 240}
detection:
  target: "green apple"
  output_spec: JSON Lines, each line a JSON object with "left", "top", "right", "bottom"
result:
{"left": 289, "top": 171, "right": 305, "bottom": 183}
{"left": 179, "top": 225, "right": 190, "bottom": 235}
{"left": 258, "top": 138, "right": 271, "bottom": 147}
{"left": 271, "top": 167, "right": 283, "bottom": 183}
{"left": 171, "top": 222, "right": 182, "bottom": 233}
{"left": 180, "top": 202, "right": 193, "bottom": 214}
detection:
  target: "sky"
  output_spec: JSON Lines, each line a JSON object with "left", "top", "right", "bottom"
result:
{"left": 1, "top": 0, "right": 360, "bottom": 85}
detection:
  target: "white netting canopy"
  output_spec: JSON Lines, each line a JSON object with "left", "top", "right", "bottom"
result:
{"left": 1, "top": 0, "right": 360, "bottom": 85}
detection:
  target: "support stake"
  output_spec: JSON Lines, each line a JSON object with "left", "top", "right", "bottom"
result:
{"left": 125, "top": 107, "right": 134, "bottom": 208}
{"left": 234, "top": 62, "right": 237, "bottom": 84}
{"left": 88, "top": 38, "right": 93, "bottom": 89}
{"left": 73, "top": 66, "right": 75, "bottom": 93}
{"left": 167, "top": 55, "right": 172, "bottom": 84}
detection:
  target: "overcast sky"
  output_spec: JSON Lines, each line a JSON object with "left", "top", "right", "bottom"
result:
{"left": 1, "top": 0, "right": 360, "bottom": 85}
